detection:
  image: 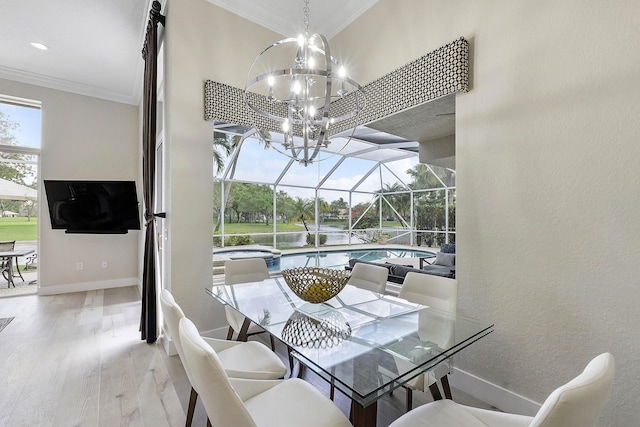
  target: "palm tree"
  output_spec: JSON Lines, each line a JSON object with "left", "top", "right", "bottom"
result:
{"left": 381, "top": 182, "right": 410, "bottom": 220}
{"left": 213, "top": 130, "right": 275, "bottom": 234}
{"left": 213, "top": 132, "right": 237, "bottom": 233}
{"left": 213, "top": 131, "right": 233, "bottom": 175}
{"left": 316, "top": 197, "right": 330, "bottom": 223}
{"left": 406, "top": 164, "right": 440, "bottom": 190}
{"left": 290, "top": 197, "right": 314, "bottom": 236}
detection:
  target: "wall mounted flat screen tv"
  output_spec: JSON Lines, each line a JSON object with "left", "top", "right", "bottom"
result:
{"left": 44, "top": 180, "right": 141, "bottom": 234}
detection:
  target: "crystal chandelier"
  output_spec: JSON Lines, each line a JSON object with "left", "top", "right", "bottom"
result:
{"left": 244, "top": 0, "right": 365, "bottom": 166}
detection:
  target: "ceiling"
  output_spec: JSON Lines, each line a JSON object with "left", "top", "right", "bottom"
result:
{"left": 0, "top": 0, "right": 378, "bottom": 106}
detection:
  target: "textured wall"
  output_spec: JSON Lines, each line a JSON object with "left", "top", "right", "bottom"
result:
{"left": 334, "top": 1, "right": 640, "bottom": 425}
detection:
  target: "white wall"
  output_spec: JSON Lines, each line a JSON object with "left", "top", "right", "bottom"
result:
{"left": 162, "top": 0, "right": 283, "bottom": 329}
{"left": 163, "top": 0, "right": 639, "bottom": 425}
{"left": 0, "top": 78, "right": 141, "bottom": 294}
{"left": 333, "top": 1, "right": 639, "bottom": 425}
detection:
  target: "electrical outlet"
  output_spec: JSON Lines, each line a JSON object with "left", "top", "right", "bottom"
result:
{"left": 76, "top": 262, "right": 83, "bottom": 270}
{"left": 102, "top": 261, "right": 108, "bottom": 268}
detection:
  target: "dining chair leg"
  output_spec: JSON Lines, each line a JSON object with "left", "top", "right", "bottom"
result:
{"left": 269, "top": 335, "right": 275, "bottom": 351}
{"left": 287, "top": 347, "right": 294, "bottom": 374}
{"left": 441, "top": 375, "right": 453, "bottom": 399}
{"left": 206, "top": 418, "right": 212, "bottom": 427}
{"left": 428, "top": 382, "right": 443, "bottom": 400}
{"left": 406, "top": 388, "right": 413, "bottom": 412}
{"left": 185, "top": 387, "right": 198, "bottom": 427}
{"left": 226, "top": 326, "right": 234, "bottom": 340}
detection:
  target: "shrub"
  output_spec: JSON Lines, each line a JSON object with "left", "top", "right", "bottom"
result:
{"left": 213, "top": 235, "right": 254, "bottom": 246}
{"left": 305, "top": 233, "right": 327, "bottom": 245}
{"left": 226, "top": 235, "right": 253, "bottom": 246}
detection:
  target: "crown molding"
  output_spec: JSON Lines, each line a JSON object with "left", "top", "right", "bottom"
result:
{"left": 0, "top": 65, "right": 140, "bottom": 106}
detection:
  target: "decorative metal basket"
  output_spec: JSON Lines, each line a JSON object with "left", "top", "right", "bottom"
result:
{"left": 281, "top": 311, "right": 352, "bottom": 349}
{"left": 281, "top": 267, "right": 351, "bottom": 304}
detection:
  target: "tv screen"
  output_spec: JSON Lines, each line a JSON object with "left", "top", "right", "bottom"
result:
{"left": 44, "top": 180, "right": 141, "bottom": 234}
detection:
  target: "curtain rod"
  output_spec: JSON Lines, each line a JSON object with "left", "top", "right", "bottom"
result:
{"left": 141, "top": 0, "right": 165, "bottom": 59}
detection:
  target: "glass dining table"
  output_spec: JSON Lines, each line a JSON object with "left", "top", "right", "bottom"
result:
{"left": 206, "top": 277, "right": 493, "bottom": 427}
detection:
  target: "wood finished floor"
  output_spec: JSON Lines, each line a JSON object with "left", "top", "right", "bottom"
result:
{"left": 0, "top": 286, "right": 487, "bottom": 427}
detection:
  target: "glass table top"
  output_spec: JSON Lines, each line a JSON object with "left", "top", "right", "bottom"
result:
{"left": 207, "top": 277, "right": 493, "bottom": 407}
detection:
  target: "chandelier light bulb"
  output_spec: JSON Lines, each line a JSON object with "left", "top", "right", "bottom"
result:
{"left": 267, "top": 75, "right": 275, "bottom": 86}
{"left": 308, "top": 57, "right": 315, "bottom": 69}
{"left": 298, "top": 34, "right": 305, "bottom": 47}
{"left": 282, "top": 119, "right": 290, "bottom": 132}
{"left": 308, "top": 105, "right": 316, "bottom": 116}
{"left": 338, "top": 66, "right": 347, "bottom": 78}
{"left": 292, "top": 80, "right": 301, "bottom": 94}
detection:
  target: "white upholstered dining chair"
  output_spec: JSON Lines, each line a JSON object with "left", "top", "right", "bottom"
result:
{"left": 389, "top": 352, "right": 615, "bottom": 427}
{"left": 392, "top": 272, "right": 458, "bottom": 410}
{"left": 347, "top": 261, "right": 389, "bottom": 294}
{"left": 160, "top": 289, "right": 286, "bottom": 427}
{"left": 224, "top": 258, "right": 275, "bottom": 350}
{"left": 179, "top": 316, "right": 352, "bottom": 427}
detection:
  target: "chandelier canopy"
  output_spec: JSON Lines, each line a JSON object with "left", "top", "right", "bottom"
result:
{"left": 244, "top": 0, "right": 365, "bottom": 166}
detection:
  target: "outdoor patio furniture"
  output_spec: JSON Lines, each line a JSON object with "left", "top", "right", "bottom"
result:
{"left": 25, "top": 253, "right": 37, "bottom": 270}
{"left": 0, "top": 240, "right": 14, "bottom": 286}
{"left": 0, "top": 242, "right": 34, "bottom": 287}
{"left": 346, "top": 258, "right": 455, "bottom": 283}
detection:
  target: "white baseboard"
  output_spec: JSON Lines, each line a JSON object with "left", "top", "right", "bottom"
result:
{"left": 450, "top": 367, "right": 541, "bottom": 416}
{"left": 37, "top": 277, "right": 139, "bottom": 295}
{"left": 160, "top": 332, "right": 178, "bottom": 356}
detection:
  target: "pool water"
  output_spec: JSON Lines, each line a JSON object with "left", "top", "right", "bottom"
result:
{"left": 214, "top": 249, "right": 278, "bottom": 268}
{"left": 272, "top": 248, "right": 435, "bottom": 272}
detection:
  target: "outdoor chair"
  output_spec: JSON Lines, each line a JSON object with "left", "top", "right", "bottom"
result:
{"left": 25, "top": 253, "right": 37, "bottom": 270}
{"left": 0, "top": 240, "right": 16, "bottom": 286}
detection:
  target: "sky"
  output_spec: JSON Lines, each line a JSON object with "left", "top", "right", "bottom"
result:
{"left": 0, "top": 101, "right": 42, "bottom": 149}
{"left": 218, "top": 136, "right": 419, "bottom": 203}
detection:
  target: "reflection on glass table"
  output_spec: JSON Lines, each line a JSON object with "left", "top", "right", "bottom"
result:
{"left": 207, "top": 277, "right": 493, "bottom": 427}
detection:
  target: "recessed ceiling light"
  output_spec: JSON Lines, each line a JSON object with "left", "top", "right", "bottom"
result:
{"left": 30, "top": 42, "right": 49, "bottom": 51}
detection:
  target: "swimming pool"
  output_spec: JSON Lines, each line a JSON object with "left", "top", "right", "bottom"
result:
{"left": 272, "top": 248, "right": 436, "bottom": 272}
{"left": 213, "top": 249, "right": 279, "bottom": 268}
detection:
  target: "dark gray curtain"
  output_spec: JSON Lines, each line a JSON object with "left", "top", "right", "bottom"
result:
{"left": 140, "top": 1, "right": 164, "bottom": 343}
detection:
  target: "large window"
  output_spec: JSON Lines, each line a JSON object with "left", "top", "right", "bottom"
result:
{"left": 212, "top": 131, "right": 455, "bottom": 250}
{"left": 0, "top": 97, "right": 40, "bottom": 232}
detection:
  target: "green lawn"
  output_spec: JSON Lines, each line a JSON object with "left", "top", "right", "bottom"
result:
{"left": 0, "top": 217, "right": 37, "bottom": 241}
{"left": 0, "top": 216, "right": 401, "bottom": 241}
{"left": 215, "top": 221, "right": 307, "bottom": 234}
{"left": 214, "top": 219, "right": 402, "bottom": 235}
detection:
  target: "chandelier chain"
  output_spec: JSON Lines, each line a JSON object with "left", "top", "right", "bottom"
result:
{"left": 303, "top": 0, "right": 310, "bottom": 35}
